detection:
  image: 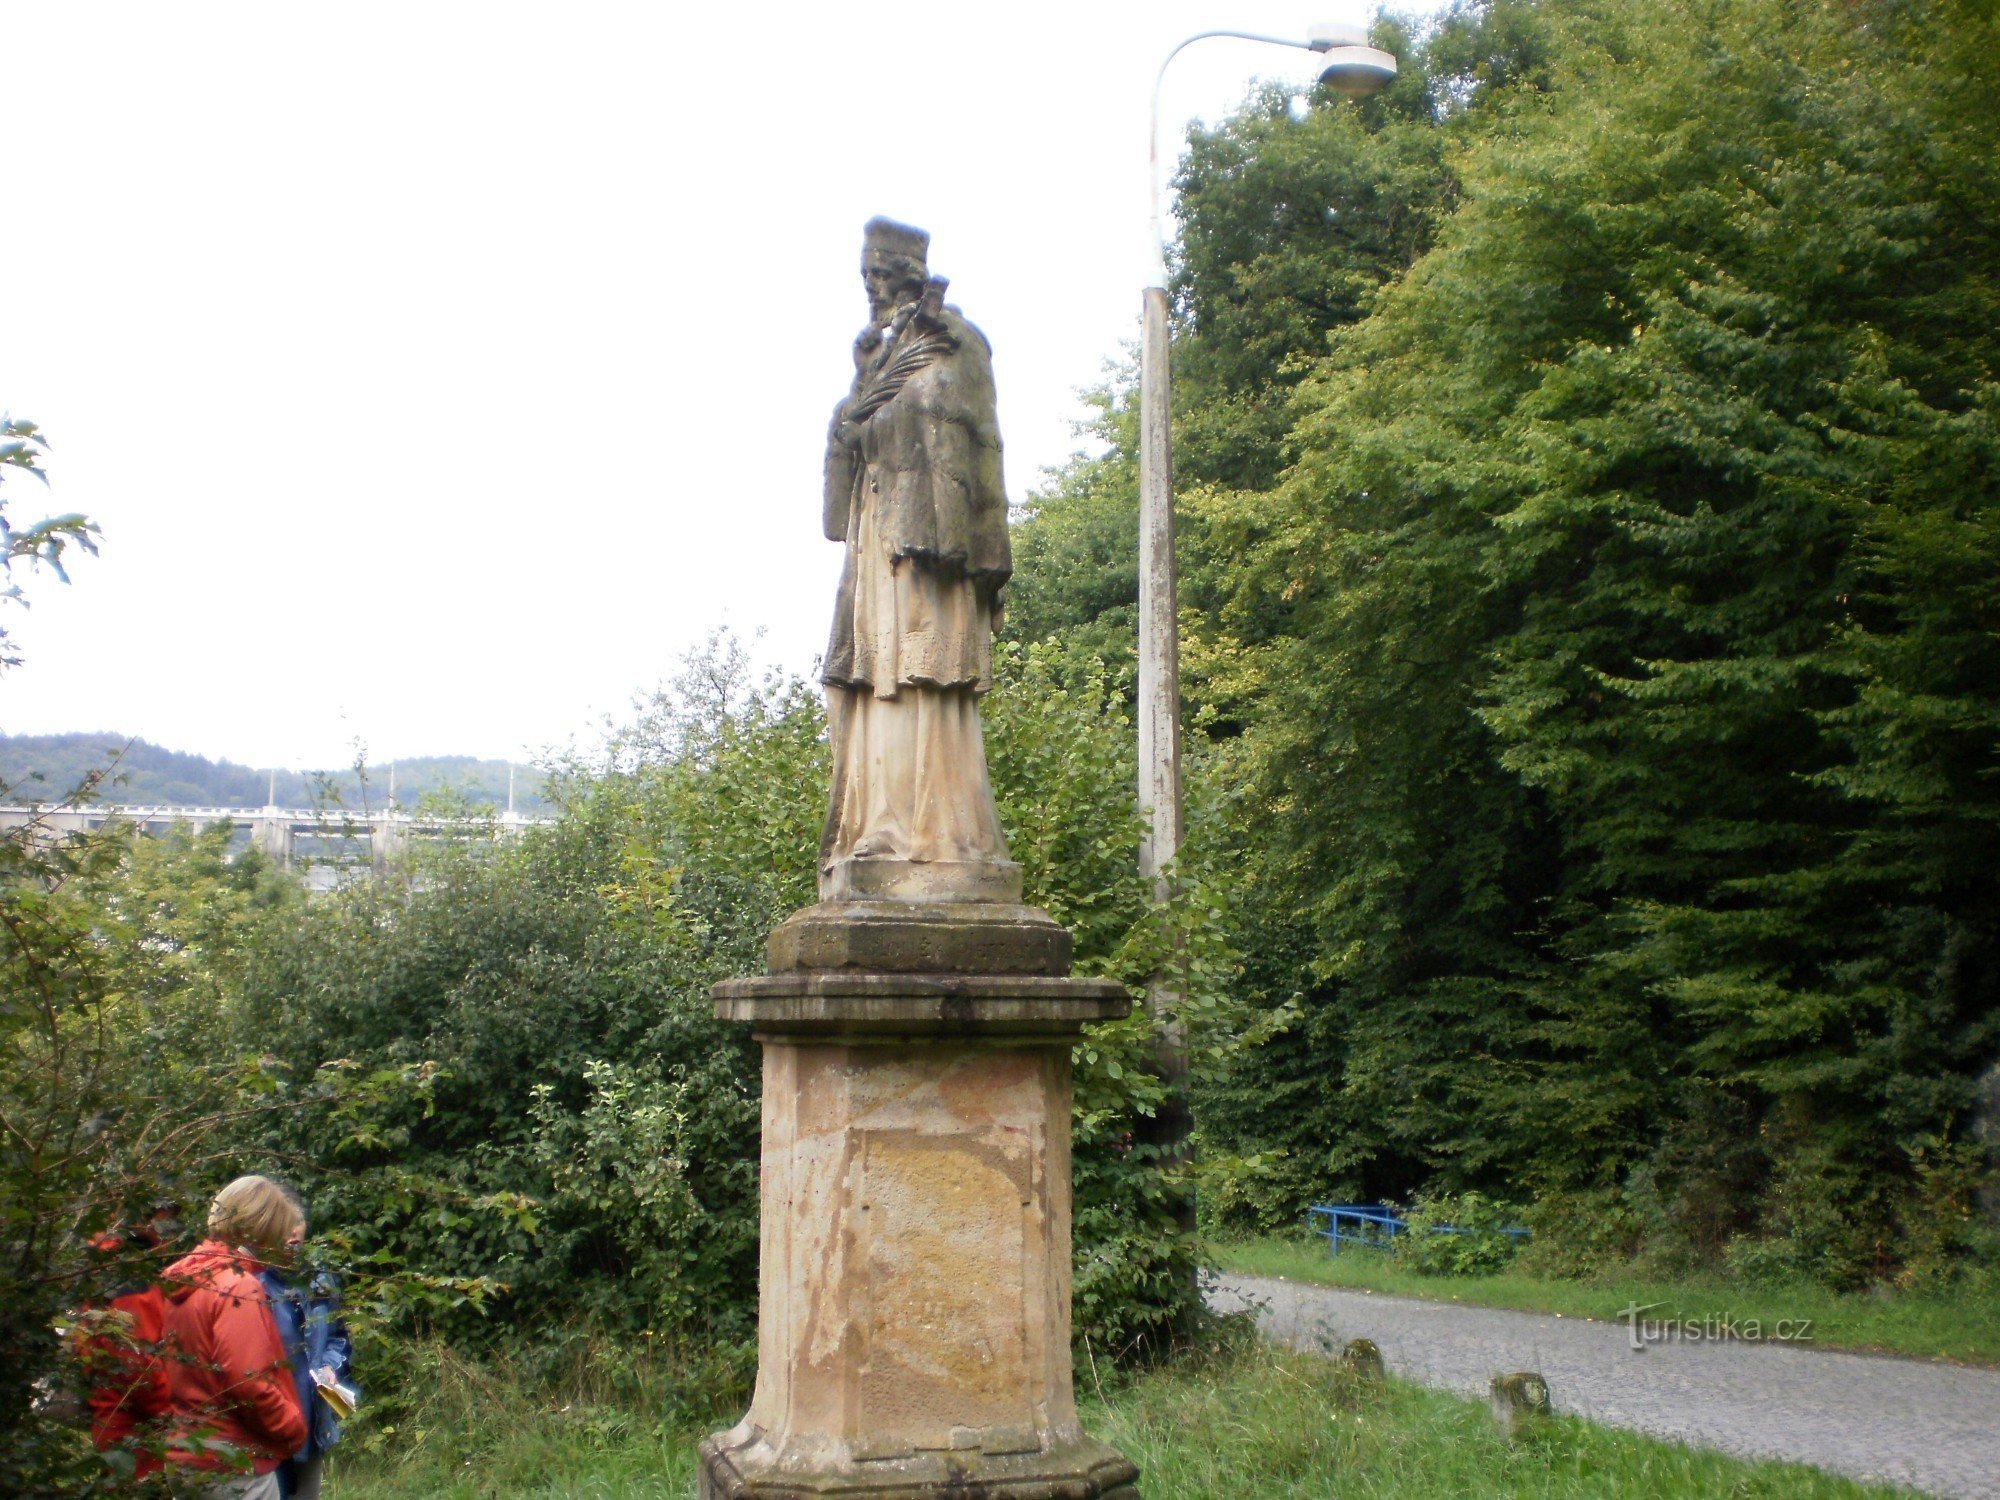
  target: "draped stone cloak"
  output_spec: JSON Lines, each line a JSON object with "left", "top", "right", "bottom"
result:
{"left": 822, "top": 304, "right": 1010, "bottom": 695}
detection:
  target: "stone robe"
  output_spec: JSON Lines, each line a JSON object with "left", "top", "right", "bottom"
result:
{"left": 819, "top": 304, "right": 1014, "bottom": 899}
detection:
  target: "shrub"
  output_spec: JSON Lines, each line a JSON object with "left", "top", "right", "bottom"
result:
{"left": 1893, "top": 1135, "right": 1998, "bottom": 1288}
{"left": 1192, "top": 1149, "right": 1298, "bottom": 1240}
{"left": 1391, "top": 1193, "right": 1526, "bottom": 1277}
{"left": 1515, "top": 1190, "right": 1644, "bottom": 1281}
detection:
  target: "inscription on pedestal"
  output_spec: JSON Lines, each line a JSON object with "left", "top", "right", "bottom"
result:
{"left": 858, "top": 1129, "right": 1031, "bottom": 1454}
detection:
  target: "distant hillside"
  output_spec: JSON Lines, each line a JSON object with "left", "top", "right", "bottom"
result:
{"left": 0, "top": 733, "right": 551, "bottom": 815}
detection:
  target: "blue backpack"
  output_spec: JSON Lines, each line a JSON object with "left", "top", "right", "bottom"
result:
{"left": 260, "top": 1269, "right": 354, "bottom": 1457}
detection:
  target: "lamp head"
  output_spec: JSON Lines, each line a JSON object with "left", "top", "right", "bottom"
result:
{"left": 1306, "top": 21, "right": 1398, "bottom": 99}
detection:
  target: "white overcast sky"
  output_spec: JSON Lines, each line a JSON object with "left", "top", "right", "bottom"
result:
{"left": 2, "top": 0, "right": 1428, "bottom": 772}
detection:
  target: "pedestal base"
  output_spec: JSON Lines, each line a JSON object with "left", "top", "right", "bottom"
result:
{"left": 697, "top": 1427, "right": 1140, "bottom": 1499}
{"left": 766, "top": 901, "right": 1071, "bottom": 977}
{"left": 704, "top": 960, "right": 1137, "bottom": 1500}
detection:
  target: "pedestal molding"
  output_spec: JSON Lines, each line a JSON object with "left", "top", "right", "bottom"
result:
{"left": 714, "top": 973, "right": 1131, "bottom": 1039}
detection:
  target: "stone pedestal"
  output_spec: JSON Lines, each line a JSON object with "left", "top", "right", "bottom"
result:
{"left": 698, "top": 904, "right": 1140, "bottom": 1500}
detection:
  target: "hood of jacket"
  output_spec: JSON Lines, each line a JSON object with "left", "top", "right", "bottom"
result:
{"left": 163, "top": 1239, "right": 265, "bottom": 1303}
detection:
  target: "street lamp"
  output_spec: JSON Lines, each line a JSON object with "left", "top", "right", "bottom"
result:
{"left": 1134, "top": 21, "right": 1396, "bottom": 1193}
{"left": 1139, "top": 21, "right": 1398, "bottom": 900}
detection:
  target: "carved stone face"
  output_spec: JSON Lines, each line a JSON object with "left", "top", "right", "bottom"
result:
{"left": 862, "top": 251, "right": 925, "bottom": 324}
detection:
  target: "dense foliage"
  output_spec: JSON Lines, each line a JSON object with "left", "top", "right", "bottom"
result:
{"left": 3, "top": 639, "right": 1236, "bottom": 1490}
{"left": 230, "top": 637, "right": 1234, "bottom": 1362}
{"left": 1018, "top": 0, "right": 2000, "bottom": 1284}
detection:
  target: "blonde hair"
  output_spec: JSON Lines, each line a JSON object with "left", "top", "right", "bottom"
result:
{"left": 207, "top": 1175, "right": 304, "bottom": 1255}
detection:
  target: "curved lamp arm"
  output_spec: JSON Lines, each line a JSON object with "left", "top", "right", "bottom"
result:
{"left": 1147, "top": 23, "right": 1390, "bottom": 287}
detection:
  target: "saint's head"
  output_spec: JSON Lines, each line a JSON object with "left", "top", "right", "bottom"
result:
{"left": 861, "top": 217, "right": 929, "bottom": 323}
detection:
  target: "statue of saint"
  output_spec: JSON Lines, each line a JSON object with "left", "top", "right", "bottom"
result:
{"left": 819, "top": 218, "right": 1018, "bottom": 903}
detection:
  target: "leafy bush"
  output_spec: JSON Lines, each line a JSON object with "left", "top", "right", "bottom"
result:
{"left": 1191, "top": 1149, "right": 1299, "bottom": 1240}
{"left": 1895, "top": 1135, "right": 1999, "bottom": 1288}
{"left": 1515, "top": 1190, "right": 1644, "bottom": 1281}
{"left": 240, "top": 704, "right": 780, "bottom": 1342}
{"left": 1719, "top": 1235, "right": 1809, "bottom": 1290}
{"left": 1391, "top": 1194, "right": 1526, "bottom": 1278}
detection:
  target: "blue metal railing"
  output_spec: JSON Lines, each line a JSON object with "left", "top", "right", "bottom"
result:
{"left": 1307, "top": 1203, "right": 1531, "bottom": 1256}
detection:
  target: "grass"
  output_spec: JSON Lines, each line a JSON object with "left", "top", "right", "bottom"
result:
{"left": 1211, "top": 1234, "right": 2000, "bottom": 1365}
{"left": 326, "top": 1337, "right": 1920, "bottom": 1499}
{"left": 1098, "top": 1341, "right": 1912, "bottom": 1499}
{"left": 321, "top": 1339, "right": 731, "bottom": 1500}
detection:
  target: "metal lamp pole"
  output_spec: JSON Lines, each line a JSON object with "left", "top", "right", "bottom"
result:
{"left": 1141, "top": 22, "right": 1399, "bottom": 896}
{"left": 1136, "top": 20, "right": 1398, "bottom": 1182}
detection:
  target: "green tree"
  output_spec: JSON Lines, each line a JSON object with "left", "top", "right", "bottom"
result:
{"left": 1020, "top": 0, "right": 2000, "bottom": 1279}
{"left": 1188, "top": 0, "right": 2000, "bottom": 1273}
{"left": 1013, "top": 3, "right": 1567, "bottom": 1221}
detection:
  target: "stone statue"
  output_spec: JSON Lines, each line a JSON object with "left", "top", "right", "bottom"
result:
{"left": 697, "top": 217, "right": 1139, "bottom": 1500}
{"left": 818, "top": 217, "right": 1018, "bottom": 904}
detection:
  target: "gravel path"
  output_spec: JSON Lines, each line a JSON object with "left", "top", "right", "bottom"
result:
{"left": 1210, "top": 1275, "right": 2000, "bottom": 1499}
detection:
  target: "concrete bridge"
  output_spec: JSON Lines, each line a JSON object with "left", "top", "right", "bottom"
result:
{"left": 0, "top": 802, "right": 551, "bottom": 874}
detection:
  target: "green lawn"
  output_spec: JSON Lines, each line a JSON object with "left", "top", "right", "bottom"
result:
{"left": 1212, "top": 1234, "right": 2000, "bottom": 1365}
{"left": 327, "top": 1340, "right": 1917, "bottom": 1499}
{"left": 1101, "top": 1344, "right": 1911, "bottom": 1500}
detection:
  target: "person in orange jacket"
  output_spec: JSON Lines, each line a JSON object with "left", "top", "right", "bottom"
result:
{"left": 76, "top": 1206, "right": 181, "bottom": 1478}
{"left": 161, "top": 1176, "right": 310, "bottom": 1498}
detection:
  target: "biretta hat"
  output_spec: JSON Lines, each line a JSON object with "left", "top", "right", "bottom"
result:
{"left": 862, "top": 217, "right": 930, "bottom": 267}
